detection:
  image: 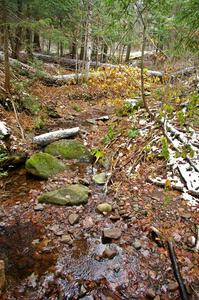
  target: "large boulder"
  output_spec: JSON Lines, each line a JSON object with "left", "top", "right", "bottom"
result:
{"left": 25, "top": 152, "right": 66, "bottom": 179}
{"left": 38, "top": 184, "right": 90, "bottom": 205}
{"left": 44, "top": 139, "right": 93, "bottom": 162}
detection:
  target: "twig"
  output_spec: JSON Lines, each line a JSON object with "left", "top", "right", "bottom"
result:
{"left": 167, "top": 240, "right": 189, "bottom": 300}
{"left": 194, "top": 225, "right": 199, "bottom": 252}
{"left": 10, "top": 99, "right": 25, "bottom": 140}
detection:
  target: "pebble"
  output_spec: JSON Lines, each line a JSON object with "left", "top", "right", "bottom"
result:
{"left": 103, "top": 228, "right": 122, "bottom": 240}
{"left": 133, "top": 240, "right": 142, "bottom": 250}
{"left": 50, "top": 225, "right": 63, "bottom": 236}
{"left": 154, "top": 296, "right": 160, "bottom": 300}
{"left": 119, "top": 209, "right": 126, "bottom": 215}
{"left": 132, "top": 204, "right": 139, "bottom": 212}
{"left": 97, "top": 203, "right": 112, "bottom": 213}
{"left": 68, "top": 213, "right": 79, "bottom": 225}
{"left": 34, "top": 203, "right": 44, "bottom": 211}
{"left": 168, "top": 281, "right": 179, "bottom": 291}
{"left": 146, "top": 288, "right": 156, "bottom": 298}
{"left": 102, "top": 246, "right": 117, "bottom": 259}
{"left": 60, "top": 235, "right": 73, "bottom": 245}
{"left": 79, "top": 296, "right": 94, "bottom": 300}
{"left": 109, "top": 214, "right": 120, "bottom": 221}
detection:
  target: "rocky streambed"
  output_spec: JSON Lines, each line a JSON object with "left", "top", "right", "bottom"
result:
{"left": 0, "top": 128, "right": 198, "bottom": 300}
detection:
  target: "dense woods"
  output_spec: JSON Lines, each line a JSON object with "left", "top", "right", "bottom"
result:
{"left": 0, "top": 0, "right": 198, "bottom": 299}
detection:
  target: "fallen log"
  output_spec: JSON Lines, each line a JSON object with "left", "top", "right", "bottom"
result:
{"left": 33, "top": 52, "right": 117, "bottom": 70}
{"left": 33, "top": 52, "right": 164, "bottom": 79}
{"left": 0, "top": 52, "right": 39, "bottom": 77}
{"left": 167, "top": 240, "right": 189, "bottom": 300}
{"left": 43, "top": 71, "right": 101, "bottom": 86}
{"left": 32, "top": 127, "right": 80, "bottom": 146}
{"left": 171, "top": 67, "right": 196, "bottom": 82}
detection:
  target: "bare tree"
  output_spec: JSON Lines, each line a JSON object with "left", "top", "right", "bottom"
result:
{"left": 84, "top": 0, "right": 93, "bottom": 80}
{"left": 136, "top": 2, "right": 153, "bottom": 118}
{"left": 2, "top": 0, "right": 11, "bottom": 93}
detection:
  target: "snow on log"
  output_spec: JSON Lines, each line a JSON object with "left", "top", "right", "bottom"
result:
{"left": 0, "top": 121, "right": 11, "bottom": 139}
{"left": 150, "top": 118, "right": 199, "bottom": 208}
{"left": 171, "top": 67, "right": 196, "bottom": 81}
{"left": 32, "top": 127, "right": 80, "bottom": 146}
{"left": 43, "top": 72, "right": 101, "bottom": 86}
{"left": 147, "top": 70, "right": 163, "bottom": 79}
{"left": 0, "top": 52, "right": 37, "bottom": 76}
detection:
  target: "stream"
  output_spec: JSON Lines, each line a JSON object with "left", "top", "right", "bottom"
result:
{"left": 0, "top": 162, "right": 149, "bottom": 300}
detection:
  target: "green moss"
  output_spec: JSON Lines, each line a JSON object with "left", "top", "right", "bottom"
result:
{"left": 25, "top": 152, "right": 66, "bottom": 179}
{"left": 45, "top": 139, "right": 93, "bottom": 162}
{"left": 38, "top": 184, "right": 89, "bottom": 205}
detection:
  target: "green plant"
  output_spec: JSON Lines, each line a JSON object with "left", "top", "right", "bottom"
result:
{"left": 159, "top": 136, "right": 170, "bottom": 160}
{"left": 72, "top": 104, "right": 81, "bottom": 112}
{"left": 33, "top": 116, "right": 46, "bottom": 129}
{"left": 176, "top": 110, "right": 185, "bottom": 127}
{"left": 128, "top": 128, "right": 139, "bottom": 139}
{"left": 103, "top": 126, "right": 116, "bottom": 144}
{"left": 21, "top": 94, "right": 40, "bottom": 114}
{"left": 116, "top": 101, "right": 140, "bottom": 117}
{"left": 91, "top": 148, "right": 105, "bottom": 163}
{"left": 0, "top": 151, "right": 8, "bottom": 177}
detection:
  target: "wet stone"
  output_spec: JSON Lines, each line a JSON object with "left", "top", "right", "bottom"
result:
{"left": 109, "top": 214, "right": 120, "bottom": 221}
{"left": 79, "top": 296, "right": 94, "bottom": 300}
{"left": 168, "top": 281, "right": 179, "bottom": 291}
{"left": 34, "top": 203, "right": 44, "bottom": 211}
{"left": 132, "top": 204, "right": 139, "bottom": 212}
{"left": 133, "top": 240, "right": 142, "bottom": 250}
{"left": 68, "top": 213, "right": 79, "bottom": 225}
{"left": 50, "top": 225, "right": 63, "bottom": 236}
{"left": 103, "top": 228, "right": 122, "bottom": 240}
{"left": 119, "top": 209, "right": 126, "bottom": 215}
{"left": 102, "top": 246, "right": 117, "bottom": 259}
{"left": 92, "top": 172, "right": 106, "bottom": 185}
{"left": 60, "top": 235, "right": 73, "bottom": 245}
{"left": 146, "top": 288, "right": 156, "bottom": 298}
{"left": 97, "top": 203, "right": 112, "bottom": 213}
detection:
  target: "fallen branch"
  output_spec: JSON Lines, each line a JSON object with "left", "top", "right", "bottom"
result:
{"left": 32, "top": 127, "right": 80, "bottom": 146}
{"left": 194, "top": 225, "right": 199, "bottom": 252}
{"left": 167, "top": 240, "right": 189, "bottom": 300}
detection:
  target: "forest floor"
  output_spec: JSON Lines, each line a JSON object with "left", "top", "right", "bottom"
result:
{"left": 0, "top": 60, "right": 199, "bottom": 300}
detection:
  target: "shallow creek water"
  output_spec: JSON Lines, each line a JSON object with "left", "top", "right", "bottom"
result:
{"left": 0, "top": 164, "right": 151, "bottom": 299}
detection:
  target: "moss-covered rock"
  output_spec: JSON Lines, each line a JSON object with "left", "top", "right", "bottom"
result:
{"left": 25, "top": 152, "right": 66, "bottom": 179}
{"left": 92, "top": 172, "right": 106, "bottom": 185}
{"left": 38, "top": 184, "right": 89, "bottom": 205}
{"left": 97, "top": 202, "right": 112, "bottom": 213}
{"left": 44, "top": 139, "right": 93, "bottom": 162}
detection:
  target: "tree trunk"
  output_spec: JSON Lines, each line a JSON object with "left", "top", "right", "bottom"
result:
{"left": 102, "top": 43, "right": 108, "bottom": 63}
{"left": 33, "top": 32, "right": 41, "bottom": 52}
{"left": 11, "top": 0, "right": 23, "bottom": 59}
{"left": 80, "top": 33, "right": 85, "bottom": 60}
{"left": 25, "top": 4, "right": 33, "bottom": 60}
{"left": 120, "top": 45, "right": 126, "bottom": 63}
{"left": 125, "top": 44, "right": 131, "bottom": 62}
{"left": 48, "top": 39, "right": 51, "bottom": 54}
{"left": 60, "top": 42, "right": 63, "bottom": 57}
{"left": 84, "top": 0, "right": 93, "bottom": 80}
{"left": 2, "top": 1, "right": 10, "bottom": 93}
{"left": 71, "top": 41, "right": 77, "bottom": 59}
{"left": 140, "top": 17, "right": 153, "bottom": 118}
